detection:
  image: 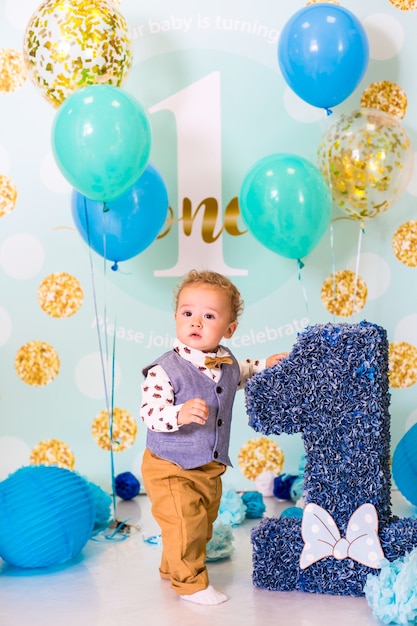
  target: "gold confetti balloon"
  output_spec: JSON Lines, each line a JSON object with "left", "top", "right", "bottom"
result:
{"left": 0, "top": 49, "right": 27, "bottom": 92}
{"left": 15, "top": 341, "right": 60, "bottom": 386}
{"left": 92, "top": 407, "right": 137, "bottom": 452}
{"left": 23, "top": 0, "right": 133, "bottom": 108}
{"left": 38, "top": 272, "right": 83, "bottom": 318}
{"left": 317, "top": 108, "right": 414, "bottom": 220}
{"left": 392, "top": 220, "right": 417, "bottom": 267}
{"left": 389, "top": 342, "right": 417, "bottom": 388}
{"left": 30, "top": 438, "right": 75, "bottom": 469}
{"left": 321, "top": 269, "right": 368, "bottom": 317}
{"left": 238, "top": 436, "right": 284, "bottom": 481}
{"left": 0, "top": 174, "right": 17, "bottom": 218}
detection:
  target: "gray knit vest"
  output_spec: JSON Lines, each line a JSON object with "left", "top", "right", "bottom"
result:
{"left": 143, "top": 348, "right": 240, "bottom": 469}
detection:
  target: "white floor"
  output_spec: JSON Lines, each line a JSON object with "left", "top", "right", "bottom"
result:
{"left": 0, "top": 491, "right": 413, "bottom": 626}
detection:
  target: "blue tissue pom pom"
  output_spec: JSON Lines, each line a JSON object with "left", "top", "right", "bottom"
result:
{"left": 290, "top": 476, "right": 304, "bottom": 502}
{"left": 115, "top": 472, "right": 140, "bottom": 500}
{"left": 241, "top": 491, "right": 266, "bottom": 518}
{"left": 273, "top": 474, "right": 298, "bottom": 500}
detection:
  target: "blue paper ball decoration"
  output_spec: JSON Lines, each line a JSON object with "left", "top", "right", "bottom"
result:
{"left": 115, "top": 471, "right": 140, "bottom": 500}
{"left": 0, "top": 465, "right": 95, "bottom": 568}
{"left": 392, "top": 424, "right": 417, "bottom": 507}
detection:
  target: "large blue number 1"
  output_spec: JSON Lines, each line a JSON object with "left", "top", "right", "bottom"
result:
{"left": 245, "top": 321, "right": 417, "bottom": 596}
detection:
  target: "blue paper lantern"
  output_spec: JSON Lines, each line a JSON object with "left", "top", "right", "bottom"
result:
{"left": 392, "top": 424, "right": 417, "bottom": 507}
{"left": 0, "top": 465, "right": 95, "bottom": 568}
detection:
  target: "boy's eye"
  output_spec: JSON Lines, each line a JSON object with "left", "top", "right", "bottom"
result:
{"left": 184, "top": 311, "right": 192, "bottom": 317}
{"left": 204, "top": 313, "right": 214, "bottom": 320}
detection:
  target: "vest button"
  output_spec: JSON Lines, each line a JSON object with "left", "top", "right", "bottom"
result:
{"left": 217, "top": 419, "right": 222, "bottom": 427}
{"left": 216, "top": 386, "right": 222, "bottom": 393}
{"left": 214, "top": 451, "right": 218, "bottom": 459}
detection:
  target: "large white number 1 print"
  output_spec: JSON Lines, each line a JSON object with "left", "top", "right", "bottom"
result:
{"left": 150, "top": 72, "right": 247, "bottom": 277}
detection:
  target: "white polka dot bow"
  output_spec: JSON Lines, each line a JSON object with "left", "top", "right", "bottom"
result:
{"left": 300, "top": 502, "right": 385, "bottom": 570}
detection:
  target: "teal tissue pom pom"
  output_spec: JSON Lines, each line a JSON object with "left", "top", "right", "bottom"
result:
{"left": 241, "top": 491, "right": 266, "bottom": 518}
{"left": 365, "top": 548, "right": 417, "bottom": 624}
{"left": 206, "top": 521, "right": 235, "bottom": 561}
{"left": 218, "top": 486, "right": 247, "bottom": 526}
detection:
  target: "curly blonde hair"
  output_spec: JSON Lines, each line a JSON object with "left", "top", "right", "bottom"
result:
{"left": 174, "top": 269, "right": 244, "bottom": 322}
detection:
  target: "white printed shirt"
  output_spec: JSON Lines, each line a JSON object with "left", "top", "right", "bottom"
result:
{"left": 140, "top": 339, "right": 265, "bottom": 432}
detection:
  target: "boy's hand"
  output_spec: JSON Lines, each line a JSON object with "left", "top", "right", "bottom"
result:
{"left": 266, "top": 352, "right": 289, "bottom": 368}
{"left": 178, "top": 398, "right": 209, "bottom": 426}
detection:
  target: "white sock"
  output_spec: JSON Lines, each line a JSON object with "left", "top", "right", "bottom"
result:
{"left": 180, "top": 585, "right": 228, "bottom": 605}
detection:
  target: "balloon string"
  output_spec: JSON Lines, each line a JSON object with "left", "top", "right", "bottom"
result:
{"left": 329, "top": 222, "right": 336, "bottom": 324}
{"left": 83, "top": 197, "right": 118, "bottom": 523}
{"left": 297, "top": 259, "right": 309, "bottom": 316}
{"left": 322, "top": 112, "right": 337, "bottom": 323}
{"left": 109, "top": 318, "right": 117, "bottom": 517}
{"left": 351, "top": 220, "right": 365, "bottom": 320}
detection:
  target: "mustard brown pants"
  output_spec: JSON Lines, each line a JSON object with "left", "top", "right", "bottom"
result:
{"left": 141, "top": 448, "right": 226, "bottom": 595}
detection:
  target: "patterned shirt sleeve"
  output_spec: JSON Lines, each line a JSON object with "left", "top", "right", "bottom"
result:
{"left": 238, "top": 358, "right": 266, "bottom": 389}
{"left": 140, "top": 365, "right": 183, "bottom": 432}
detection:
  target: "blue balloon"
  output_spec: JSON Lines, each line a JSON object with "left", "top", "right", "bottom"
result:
{"left": 71, "top": 163, "right": 169, "bottom": 265}
{"left": 278, "top": 5, "right": 369, "bottom": 109}
{"left": 239, "top": 153, "right": 331, "bottom": 260}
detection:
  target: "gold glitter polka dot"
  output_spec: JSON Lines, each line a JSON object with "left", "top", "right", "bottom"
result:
{"left": 321, "top": 270, "right": 368, "bottom": 317}
{"left": 0, "top": 175, "right": 17, "bottom": 218}
{"left": 92, "top": 407, "right": 137, "bottom": 452}
{"left": 38, "top": 272, "right": 83, "bottom": 318}
{"left": 15, "top": 341, "right": 60, "bottom": 386}
{"left": 389, "top": 342, "right": 417, "bottom": 388}
{"left": 238, "top": 436, "right": 284, "bottom": 481}
{"left": 388, "top": 0, "right": 417, "bottom": 9}
{"left": 360, "top": 81, "right": 408, "bottom": 120}
{"left": 23, "top": 0, "right": 133, "bottom": 107}
{"left": 392, "top": 221, "right": 417, "bottom": 267}
{"left": 306, "top": 0, "right": 340, "bottom": 4}
{"left": 30, "top": 439, "right": 75, "bottom": 469}
{"left": 0, "top": 48, "right": 26, "bottom": 92}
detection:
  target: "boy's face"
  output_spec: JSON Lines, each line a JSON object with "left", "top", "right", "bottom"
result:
{"left": 175, "top": 284, "right": 238, "bottom": 352}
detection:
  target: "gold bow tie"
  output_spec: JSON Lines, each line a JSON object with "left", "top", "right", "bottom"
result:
{"left": 204, "top": 355, "right": 233, "bottom": 369}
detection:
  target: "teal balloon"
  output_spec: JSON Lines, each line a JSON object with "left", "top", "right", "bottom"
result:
{"left": 71, "top": 163, "right": 169, "bottom": 264}
{"left": 52, "top": 85, "right": 152, "bottom": 202}
{"left": 239, "top": 154, "right": 331, "bottom": 260}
